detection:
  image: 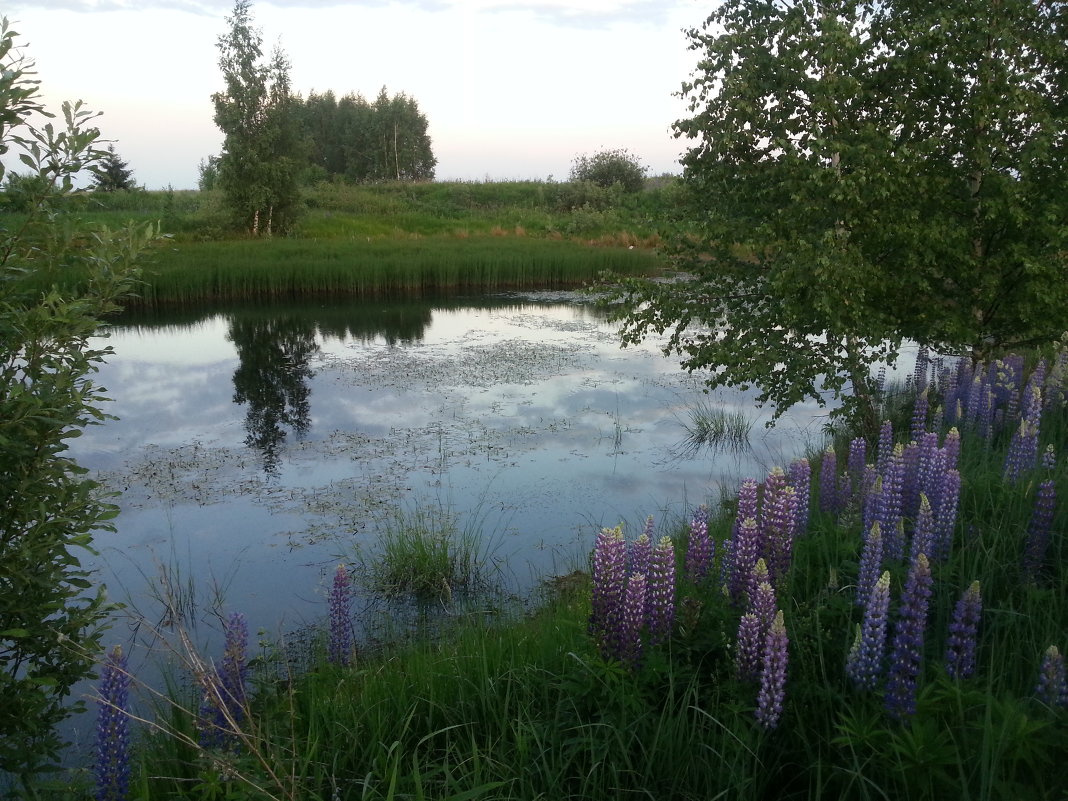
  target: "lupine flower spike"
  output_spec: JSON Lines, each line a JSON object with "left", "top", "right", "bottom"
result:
{"left": 328, "top": 564, "right": 353, "bottom": 666}
{"left": 846, "top": 571, "right": 891, "bottom": 691}
{"left": 756, "top": 610, "right": 789, "bottom": 730}
{"left": 685, "top": 505, "right": 713, "bottom": 584}
{"left": 591, "top": 525, "right": 627, "bottom": 660}
{"left": 1035, "top": 645, "right": 1067, "bottom": 708}
{"left": 886, "top": 553, "right": 933, "bottom": 720}
{"left": 95, "top": 645, "right": 131, "bottom": 801}
{"left": 945, "top": 580, "right": 982, "bottom": 680}
{"left": 647, "top": 536, "right": 676, "bottom": 644}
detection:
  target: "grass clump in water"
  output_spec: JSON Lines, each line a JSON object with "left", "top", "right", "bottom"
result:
{"left": 679, "top": 398, "right": 753, "bottom": 455}
{"left": 363, "top": 505, "right": 497, "bottom": 602}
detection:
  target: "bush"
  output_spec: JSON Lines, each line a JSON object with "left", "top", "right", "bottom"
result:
{"left": 568, "top": 148, "right": 648, "bottom": 193}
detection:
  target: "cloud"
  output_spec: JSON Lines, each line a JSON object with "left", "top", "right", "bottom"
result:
{"left": 28, "top": 0, "right": 688, "bottom": 28}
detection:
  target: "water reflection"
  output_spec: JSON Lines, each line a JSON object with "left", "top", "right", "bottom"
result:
{"left": 228, "top": 316, "right": 318, "bottom": 473}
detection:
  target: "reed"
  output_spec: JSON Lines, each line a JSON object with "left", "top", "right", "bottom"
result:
{"left": 130, "top": 236, "right": 658, "bottom": 307}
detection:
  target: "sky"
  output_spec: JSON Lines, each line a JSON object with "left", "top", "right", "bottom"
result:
{"left": 6, "top": 1, "right": 705, "bottom": 189}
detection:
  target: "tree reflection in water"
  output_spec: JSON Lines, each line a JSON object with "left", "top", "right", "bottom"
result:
{"left": 228, "top": 316, "right": 319, "bottom": 472}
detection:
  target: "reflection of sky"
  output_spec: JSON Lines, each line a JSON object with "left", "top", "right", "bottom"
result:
{"left": 73, "top": 297, "right": 829, "bottom": 664}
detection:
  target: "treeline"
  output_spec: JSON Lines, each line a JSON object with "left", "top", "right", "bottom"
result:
{"left": 297, "top": 87, "right": 435, "bottom": 184}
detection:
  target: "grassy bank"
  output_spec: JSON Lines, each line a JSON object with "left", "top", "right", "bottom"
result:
{"left": 64, "top": 347, "right": 1067, "bottom": 801}
{"left": 4, "top": 180, "right": 673, "bottom": 305}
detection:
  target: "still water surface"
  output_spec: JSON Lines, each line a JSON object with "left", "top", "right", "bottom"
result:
{"left": 73, "top": 292, "right": 829, "bottom": 650}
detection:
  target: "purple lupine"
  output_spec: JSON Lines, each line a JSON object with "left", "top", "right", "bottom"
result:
{"left": 856, "top": 521, "right": 884, "bottom": 609}
{"left": 1045, "top": 342, "right": 1068, "bottom": 411}
{"left": 880, "top": 444, "right": 907, "bottom": 561}
{"left": 620, "top": 572, "right": 647, "bottom": 667}
{"left": 685, "top": 505, "right": 714, "bottom": 584}
{"left": 911, "top": 390, "right": 929, "bottom": 444}
{"left": 915, "top": 433, "right": 942, "bottom": 515}
{"left": 591, "top": 525, "right": 627, "bottom": 660}
{"left": 749, "top": 565, "right": 777, "bottom": 629}
{"left": 876, "top": 420, "right": 895, "bottom": 476}
{"left": 730, "top": 517, "right": 761, "bottom": 604}
{"left": 929, "top": 403, "right": 944, "bottom": 437}
{"left": 945, "top": 580, "right": 982, "bottom": 680}
{"left": 787, "top": 458, "right": 811, "bottom": 537}
{"left": 819, "top": 448, "right": 838, "bottom": 516}
{"left": 1022, "top": 479, "right": 1056, "bottom": 582}
{"left": 978, "top": 383, "right": 995, "bottom": 441}
{"left": 875, "top": 366, "right": 887, "bottom": 398}
{"left": 862, "top": 474, "right": 883, "bottom": 542}
{"left": 1042, "top": 444, "right": 1057, "bottom": 471}
{"left": 735, "top": 479, "right": 760, "bottom": 534}
{"left": 763, "top": 477, "right": 798, "bottom": 587}
{"left": 846, "top": 571, "right": 891, "bottom": 691}
{"left": 885, "top": 553, "right": 934, "bottom": 720}
{"left": 630, "top": 532, "right": 652, "bottom": 580}
{"left": 735, "top": 612, "right": 764, "bottom": 681}
{"left": 942, "top": 427, "right": 961, "bottom": 470}
{"left": 95, "top": 645, "right": 131, "bottom": 801}
{"left": 908, "top": 495, "right": 935, "bottom": 566}
{"left": 328, "top": 564, "right": 353, "bottom": 666}
{"left": 1004, "top": 388, "right": 1042, "bottom": 484}
{"left": 200, "top": 612, "right": 250, "bottom": 750}
{"left": 755, "top": 610, "right": 789, "bottom": 730}
{"left": 646, "top": 536, "right": 676, "bottom": 644}
{"left": 1036, "top": 645, "right": 1067, "bottom": 707}
{"left": 847, "top": 438, "right": 867, "bottom": 506}
{"left": 932, "top": 468, "right": 961, "bottom": 562}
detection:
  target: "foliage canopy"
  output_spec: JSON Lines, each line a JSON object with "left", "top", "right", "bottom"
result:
{"left": 602, "top": 0, "right": 1068, "bottom": 433}
{"left": 212, "top": 0, "right": 301, "bottom": 235}
{"left": 0, "top": 17, "right": 159, "bottom": 785}
{"left": 569, "top": 147, "right": 647, "bottom": 193}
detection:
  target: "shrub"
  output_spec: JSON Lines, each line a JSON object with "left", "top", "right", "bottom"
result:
{"left": 568, "top": 148, "right": 648, "bottom": 193}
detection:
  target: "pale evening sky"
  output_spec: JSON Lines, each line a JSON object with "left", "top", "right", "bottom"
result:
{"left": 5, "top": 1, "right": 703, "bottom": 189}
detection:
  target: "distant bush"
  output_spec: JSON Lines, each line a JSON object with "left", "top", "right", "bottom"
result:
{"left": 568, "top": 148, "right": 648, "bottom": 193}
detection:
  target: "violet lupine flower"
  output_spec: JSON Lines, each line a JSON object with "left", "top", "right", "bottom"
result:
{"left": 862, "top": 474, "right": 883, "bottom": 541}
{"left": 1022, "top": 479, "right": 1056, "bottom": 582}
{"left": 630, "top": 532, "right": 652, "bottom": 580}
{"left": 885, "top": 553, "right": 934, "bottom": 720}
{"left": 856, "top": 521, "right": 884, "bottom": 609}
{"left": 762, "top": 474, "right": 797, "bottom": 587}
{"left": 1042, "top": 444, "right": 1057, "bottom": 471}
{"left": 877, "top": 420, "right": 895, "bottom": 476}
{"left": 908, "top": 495, "right": 935, "bottom": 566}
{"left": 788, "top": 458, "right": 811, "bottom": 537}
{"left": 945, "top": 580, "right": 981, "bottom": 680}
{"left": 685, "top": 505, "right": 714, "bottom": 584}
{"left": 879, "top": 445, "right": 907, "bottom": 562}
{"left": 846, "top": 571, "right": 891, "bottom": 691}
{"left": 730, "top": 517, "right": 761, "bottom": 604}
{"left": 750, "top": 566, "right": 777, "bottom": 628}
{"left": 819, "top": 448, "right": 838, "bottom": 516}
{"left": 620, "top": 572, "right": 647, "bottom": 668}
{"left": 591, "top": 525, "right": 627, "bottom": 660}
{"left": 755, "top": 610, "right": 789, "bottom": 730}
{"left": 929, "top": 404, "right": 944, "bottom": 437}
{"left": 916, "top": 433, "right": 942, "bottom": 514}
{"left": 1035, "top": 645, "right": 1067, "bottom": 707}
{"left": 911, "top": 390, "right": 929, "bottom": 444}
{"left": 1004, "top": 387, "right": 1042, "bottom": 484}
{"left": 95, "top": 645, "right": 131, "bottom": 801}
{"left": 646, "top": 536, "right": 676, "bottom": 645}
{"left": 932, "top": 469, "right": 961, "bottom": 562}
{"left": 978, "top": 383, "right": 995, "bottom": 441}
{"left": 847, "top": 438, "right": 867, "bottom": 506}
{"left": 200, "top": 612, "right": 250, "bottom": 750}
{"left": 875, "top": 366, "right": 887, "bottom": 397}
{"left": 964, "top": 373, "right": 983, "bottom": 431}
{"left": 328, "top": 564, "right": 353, "bottom": 666}
{"left": 900, "top": 442, "right": 921, "bottom": 525}
{"left": 735, "top": 612, "right": 764, "bottom": 681}
{"left": 735, "top": 479, "right": 760, "bottom": 534}
{"left": 942, "top": 428, "right": 961, "bottom": 470}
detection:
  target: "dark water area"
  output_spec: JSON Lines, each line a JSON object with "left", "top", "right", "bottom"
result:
{"left": 58, "top": 290, "right": 831, "bottom": 759}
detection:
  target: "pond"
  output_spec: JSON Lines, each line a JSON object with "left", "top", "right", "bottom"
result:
{"left": 71, "top": 291, "right": 830, "bottom": 663}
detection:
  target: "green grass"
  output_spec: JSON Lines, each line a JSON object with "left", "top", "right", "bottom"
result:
{"left": 360, "top": 504, "right": 501, "bottom": 602}
{"left": 3, "top": 181, "right": 673, "bottom": 306}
